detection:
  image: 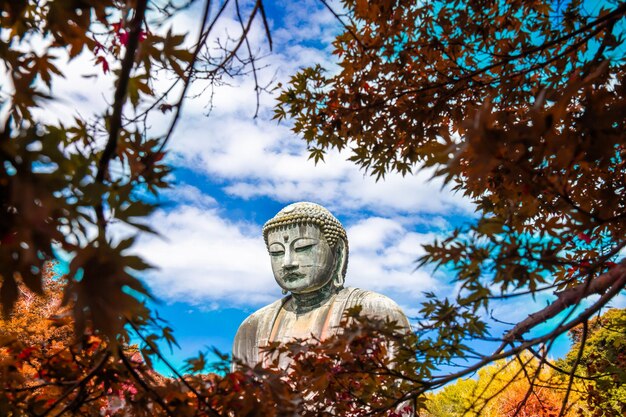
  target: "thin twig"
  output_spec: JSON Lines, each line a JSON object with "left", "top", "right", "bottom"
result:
{"left": 558, "top": 321, "right": 588, "bottom": 417}
{"left": 37, "top": 351, "right": 111, "bottom": 417}
{"left": 257, "top": 0, "right": 273, "bottom": 50}
{"left": 318, "top": 0, "right": 366, "bottom": 50}
{"left": 153, "top": 0, "right": 215, "bottom": 156}
{"left": 126, "top": 319, "right": 222, "bottom": 417}
{"left": 235, "top": 0, "right": 262, "bottom": 117}
{"left": 527, "top": 346, "right": 602, "bottom": 380}
{"left": 95, "top": 0, "right": 149, "bottom": 230}
{"left": 118, "top": 347, "right": 176, "bottom": 417}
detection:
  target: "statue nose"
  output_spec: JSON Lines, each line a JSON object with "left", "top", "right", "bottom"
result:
{"left": 282, "top": 250, "right": 298, "bottom": 270}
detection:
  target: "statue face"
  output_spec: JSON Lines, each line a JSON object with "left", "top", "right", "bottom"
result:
{"left": 267, "top": 223, "right": 336, "bottom": 294}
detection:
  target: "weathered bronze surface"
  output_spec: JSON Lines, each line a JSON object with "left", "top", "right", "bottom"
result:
{"left": 232, "top": 202, "right": 411, "bottom": 369}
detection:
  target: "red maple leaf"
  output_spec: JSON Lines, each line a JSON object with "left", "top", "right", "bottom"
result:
{"left": 17, "top": 347, "right": 35, "bottom": 360}
{"left": 577, "top": 232, "right": 592, "bottom": 244}
{"left": 111, "top": 20, "right": 123, "bottom": 33}
{"left": 96, "top": 56, "right": 109, "bottom": 74}
{"left": 117, "top": 31, "right": 129, "bottom": 46}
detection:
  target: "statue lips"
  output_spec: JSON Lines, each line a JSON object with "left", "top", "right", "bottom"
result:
{"left": 282, "top": 271, "right": 306, "bottom": 282}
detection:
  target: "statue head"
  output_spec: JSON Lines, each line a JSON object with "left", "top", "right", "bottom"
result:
{"left": 262, "top": 202, "right": 349, "bottom": 295}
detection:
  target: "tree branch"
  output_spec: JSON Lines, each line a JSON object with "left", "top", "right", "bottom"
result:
{"left": 38, "top": 351, "right": 111, "bottom": 417}
{"left": 558, "top": 321, "right": 587, "bottom": 417}
{"left": 419, "top": 264, "right": 626, "bottom": 393}
{"left": 95, "top": 0, "right": 149, "bottom": 229}
{"left": 118, "top": 347, "right": 176, "bottom": 417}
{"left": 96, "top": 0, "right": 148, "bottom": 183}
{"left": 504, "top": 260, "right": 626, "bottom": 342}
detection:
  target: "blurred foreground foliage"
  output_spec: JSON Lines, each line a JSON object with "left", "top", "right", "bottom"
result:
{"left": 2, "top": 0, "right": 626, "bottom": 415}
{"left": 2, "top": 271, "right": 624, "bottom": 416}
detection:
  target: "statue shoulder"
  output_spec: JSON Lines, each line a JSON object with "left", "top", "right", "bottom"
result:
{"left": 235, "top": 297, "right": 287, "bottom": 337}
{"left": 232, "top": 297, "right": 288, "bottom": 369}
{"left": 340, "top": 287, "right": 411, "bottom": 330}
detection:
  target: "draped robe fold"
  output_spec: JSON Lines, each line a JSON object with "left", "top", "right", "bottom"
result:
{"left": 232, "top": 287, "right": 411, "bottom": 370}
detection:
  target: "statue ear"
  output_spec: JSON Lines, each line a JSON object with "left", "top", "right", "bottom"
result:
{"left": 332, "top": 239, "right": 347, "bottom": 288}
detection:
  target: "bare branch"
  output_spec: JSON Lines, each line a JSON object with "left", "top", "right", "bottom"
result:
{"left": 504, "top": 260, "right": 626, "bottom": 342}
{"left": 257, "top": 0, "right": 272, "bottom": 50}
{"left": 235, "top": 0, "right": 262, "bottom": 117}
{"left": 558, "top": 321, "right": 588, "bottom": 417}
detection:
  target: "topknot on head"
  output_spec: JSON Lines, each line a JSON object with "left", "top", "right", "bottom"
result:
{"left": 262, "top": 202, "right": 347, "bottom": 249}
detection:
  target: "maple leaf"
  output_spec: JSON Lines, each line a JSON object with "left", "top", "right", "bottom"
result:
{"left": 96, "top": 55, "right": 109, "bottom": 73}
{"left": 577, "top": 232, "right": 592, "bottom": 244}
{"left": 117, "top": 30, "right": 129, "bottom": 46}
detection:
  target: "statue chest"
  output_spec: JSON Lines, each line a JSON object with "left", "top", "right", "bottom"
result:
{"left": 269, "top": 299, "right": 339, "bottom": 343}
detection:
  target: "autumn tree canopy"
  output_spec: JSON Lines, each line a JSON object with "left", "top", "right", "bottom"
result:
{"left": 276, "top": 0, "right": 626, "bottom": 411}
{"left": 0, "top": 266, "right": 300, "bottom": 416}
{"left": 558, "top": 308, "right": 626, "bottom": 417}
{"left": 423, "top": 308, "right": 626, "bottom": 417}
{"left": 424, "top": 355, "right": 569, "bottom": 417}
{"left": 2, "top": 0, "right": 626, "bottom": 415}
{"left": 0, "top": 1, "right": 277, "bottom": 414}
{"left": 1, "top": 0, "right": 271, "bottom": 340}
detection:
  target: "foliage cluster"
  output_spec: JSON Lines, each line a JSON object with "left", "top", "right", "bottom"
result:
{"left": 2, "top": 272, "right": 624, "bottom": 416}
{"left": 1, "top": 0, "right": 272, "bottom": 359}
{"left": 0, "top": 272, "right": 415, "bottom": 416}
{"left": 2, "top": 0, "right": 626, "bottom": 416}
{"left": 277, "top": 0, "right": 626, "bottom": 410}
{"left": 0, "top": 267, "right": 255, "bottom": 416}
{"left": 425, "top": 309, "right": 626, "bottom": 417}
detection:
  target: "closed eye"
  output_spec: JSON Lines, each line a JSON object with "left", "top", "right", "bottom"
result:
{"left": 294, "top": 243, "right": 315, "bottom": 252}
{"left": 269, "top": 243, "right": 284, "bottom": 256}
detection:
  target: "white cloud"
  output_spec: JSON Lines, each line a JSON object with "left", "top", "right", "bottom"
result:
{"left": 168, "top": 114, "right": 474, "bottom": 216}
{"left": 345, "top": 217, "right": 440, "bottom": 297}
{"left": 162, "top": 184, "right": 217, "bottom": 209}
{"left": 134, "top": 195, "right": 444, "bottom": 309}
{"left": 136, "top": 203, "right": 278, "bottom": 306}
{"left": 8, "top": 0, "right": 463, "bottom": 313}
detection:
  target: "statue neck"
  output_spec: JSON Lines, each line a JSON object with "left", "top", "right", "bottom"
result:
{"left": 290, "top": 281, "right": 340, "bottom": 314}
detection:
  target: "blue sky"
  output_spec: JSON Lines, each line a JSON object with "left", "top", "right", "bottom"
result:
{"left": 18, "top": 0, "right": 626, "bottom": 375}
